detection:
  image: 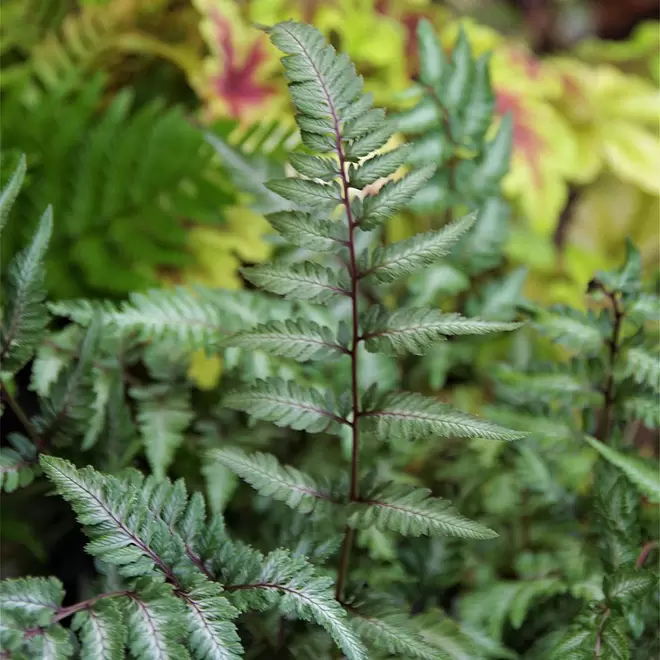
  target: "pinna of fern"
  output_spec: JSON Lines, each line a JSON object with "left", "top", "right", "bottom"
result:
{"left": 212, "top": 19, "right": 524, "bottom": 658}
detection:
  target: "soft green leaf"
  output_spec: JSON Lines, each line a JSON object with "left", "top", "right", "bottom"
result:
{"left": 392, "top": 98, "right": 442, "bottom": 135}
{"left": 623, "top": 395, "right": 660, "bottom": 428}
{"left": 407, "top": 131, "right": 453, "bottom": 168}
{"left": 417, "top": 19, "right": 448, "bottom": 89}
{"left": 71, "top": 600, "right": 127, "bottom": 660}
{"left": 534, "top": 308, "right": 602, "bottom": 355}
{"left": 0, "top": 153, "right": 26, "bottom": 235}
{"left": 266, "top": 210, "right": 347, "bottom": 251}
{"left": 361, "top": 390, "right": 524, "bottom": 442}
{"left": 131, "top": 385, "right": 193, "bottom": 481}
{"left": 362, "top": 306, "right": 520, "bottom": 356}
{"left": 461, "top": 54, "right": 494, "bottom": 146}
{"left": 604, "top": 570, "right": 656, "bottom": 606}
{"left": 223, "top": 319, "right": 343, "bottom": 362}
{"left": 222, "top": 378, "right": 343, "bottom": 434}
{"left": 620, "top": 346, "right": 660, "bottom": 392}
{"left": 1, "top": 206, "right": 53, "bottom": 374}
{"left": 242, "top": 261, "right": 349, "bottom": 303}
{"left": 360, "top": 166, "right": 436, "bottom": 230}
{"left": 444, "top": 28, "right": 474, "bottom": 111}
{"left": 363, "top": 213, "right": 476, "bottom": 284}
{"left": 210, "top": 447, "right": 333, "bottom": 514}
{"left": 474, "top": 115, "right": 513, "bottom": 189}
{"left": 349, "top": 483, "right": 497, "bottom": 540}
{"left": 0, "top": 433, "right": 37, "bottom": 493}
{"left": 584, "top": 435, "right": 660, "bottom": 503}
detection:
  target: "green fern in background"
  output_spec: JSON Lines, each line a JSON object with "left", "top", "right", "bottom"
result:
{"left": 0, "top": 75, "right": 239, "bottom": 299}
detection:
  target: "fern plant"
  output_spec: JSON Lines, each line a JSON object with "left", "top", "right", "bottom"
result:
{"left": 0, "top": 21, "right": 528, "bottom": 659}
{"left": 211, "top": 19, "right": 524, "bottom": 658}
{"left": 0, "top": 74, "right": 238, "bottom": 299}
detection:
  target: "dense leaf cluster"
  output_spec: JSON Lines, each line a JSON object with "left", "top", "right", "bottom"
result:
{"left": 1, "top": 17, "right": 658, "bottom": 660}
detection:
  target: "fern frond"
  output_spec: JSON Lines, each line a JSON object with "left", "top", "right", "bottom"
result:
{"left": 204, "top": 129, "right": 293, "bottom": 215}
{"left": 33, "top": 318, "right": 100, "bottom": 445}
{"left": 359, "top": 165, "right": 435, "bottom": 230}
{"left": 288, "top": 152, "right": 340, "bottom": 182}
{"left": 362, "top": 214, "right": 476, "bottom": 284}
{"left": 0, "top": 577, "right": 64, "bottom": 628}
{"left": 24, "top": 623, "right": 74, "bottom": 660}
{"left": 623, "top": 394, "right": 660, "bottom": 428}
{"left": 183, "top": 583, "right": 243, "bottom": 660}
{"left": 534, "top": 307, "right": 602, "bottom": 355}
{"left": 82, "top": 367, "right": 113, "bottom": 451}
{"left": 267, "top": 178, "right": 342, "bottom": 210}
{"left": 347, "top": 600, "right": 448, "bottom": 660}
{"left": 2, "top": 77, "right": 231, "bottom": 298}
{"left": 460, "top": 579, "right": 568, "bottom": 641}
{"left": 413, "top": 608, "right": 517, "bottom": 660}
{"left": 584, "top": 435, "right": 660, "bottom": 503}
{"left": 241, "top": 261, "right": 349, "bottom": 303}
{"left": 225, "top": 548, "right": 368, "bottom": 660}
{"left": 50, "top": 288, "right": 223, "bottom": 351}
{"left": 131, "top": 385, "right": 194, "bottom": 481}
{"left": 210, "top": 447, "right": 336, "bottom": 514}
{"left": 348, "top": 146, "right": 410, "bottom": 188}
{"left": 71, "top": 600, "right": 126, "bottom": 660}
{"left": 620, "top": 346, "right": 660, "bottom": 393}
{"left": 348, "top": 483, "right": 497, "bottom": 540}
{"left": 362, "top": 307, "right": 521, "bottom": 356}
{"left": 1, "top": 205, "right": 53, "bottom": 374}
{"left": 0, "top": 153, "right": 26, "bottom": 235}
{"left": 223, "top": 378, "right": 345, "bottom": 433}
{"left": 628, "top": 293, "right": 660, "bottom": 323}
{"left": 266, "top": 210, "right": 347, "bottom": 252}
{"left": 361, "top": 391, "right": 524, "bottom": 442}
{"left": 125, "top": 581, "right": 190, "bottom": 660}
{"left": 604, "top": 569, "right": 656, "bottom": 607}
{"left": 38, "top": 458, "right": 245, "bottom": 657}
{"left": 223, "top": 319, "right": 345, "bottom": 362}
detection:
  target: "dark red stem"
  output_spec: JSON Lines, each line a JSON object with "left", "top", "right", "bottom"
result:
{"left": 595, "top": 286, "right": 624, "bottom": 442}
{"left": 636, "top": 540, "right": 659, "bottom": 569}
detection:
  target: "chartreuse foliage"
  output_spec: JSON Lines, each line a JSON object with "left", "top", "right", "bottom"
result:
{"left": 212, "top": 19, "right": 523, "bottom": 658}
